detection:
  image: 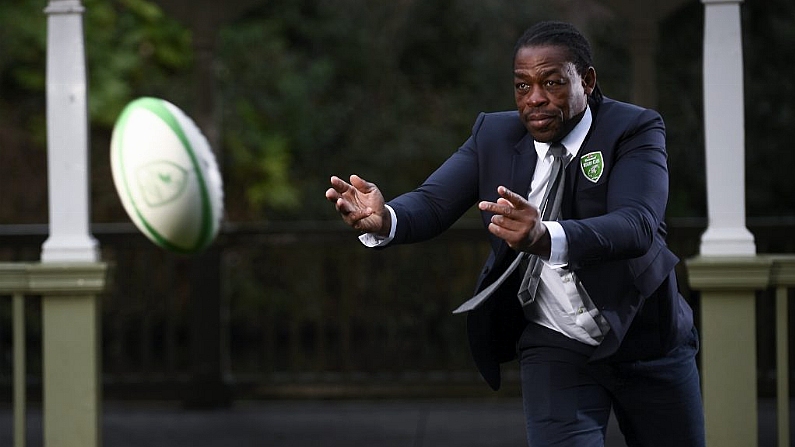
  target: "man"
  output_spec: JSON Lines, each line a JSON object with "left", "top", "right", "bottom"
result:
{"left": 325, "top": 21, "right": 704, "bottom": 447}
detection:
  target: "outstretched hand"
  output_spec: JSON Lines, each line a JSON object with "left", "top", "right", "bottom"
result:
{"left": 478, "top": 186, "right": 550, "bottom": 256}
{"left": 325, "top": 175, "right": 390, "bottom": 236}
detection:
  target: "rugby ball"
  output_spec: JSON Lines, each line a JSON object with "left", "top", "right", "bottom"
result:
{"left": 110, "top": 97, "right": 224, "bottom": 254}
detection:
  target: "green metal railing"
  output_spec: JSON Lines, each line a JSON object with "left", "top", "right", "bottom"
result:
{"left": 771, "top": 256, "right": 795, "bottom": 447}
{"left": 688, "top": 255, "right": 795, "bottom": 447}
{"left": 1, "top": 262, "right": 107, "bottom": 447}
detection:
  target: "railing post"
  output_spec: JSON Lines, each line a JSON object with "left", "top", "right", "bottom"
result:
{"left": 28, "top": 263, "right": 107, "bottom": 447}
{"left": 687, "top": 256, "right": 771, "bottom": 447}
{"left": 1, "top": 264, "right": 31, "bottom": 447}
{"left": 771, "top": 256, "right": 795, "bottom": 447}
{"left": 13, "top": 293, "right": 26, "bottom": 447}
{"left": 776, "top": 285, "right": 789, "bottom": 447}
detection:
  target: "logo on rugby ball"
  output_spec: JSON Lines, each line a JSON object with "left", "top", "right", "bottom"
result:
{"left": 136, "top": 161, "right": 189, "bottom": 207}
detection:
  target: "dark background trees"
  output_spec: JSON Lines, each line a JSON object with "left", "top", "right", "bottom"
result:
{"left": 5, "top": 0, "right": 793, "bottom": 227}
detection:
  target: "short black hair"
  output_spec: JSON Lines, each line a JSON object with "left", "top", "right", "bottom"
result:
{"left": 514, "top": 21, "right": 603, "bottom": 102}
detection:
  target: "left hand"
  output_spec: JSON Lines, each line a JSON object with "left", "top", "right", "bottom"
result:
{"left": 478, "top": 186, "right": 551, "bottom": 256}
{"left": 325, "top": 174, "right": 390, "bottom": 235}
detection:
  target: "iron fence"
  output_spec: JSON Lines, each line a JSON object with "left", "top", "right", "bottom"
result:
{"left": 0, "top": 218, "right": 793, "bottom": 401}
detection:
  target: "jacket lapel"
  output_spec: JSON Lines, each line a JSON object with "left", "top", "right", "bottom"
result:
{"left": 491, "top": 133, "right": 536, "bottom": 265}
{"left": 562, "top": 101, "right": 601, "bottom": 218}
{"left": 562, "top": 147, "right": 580, "bottom": 219}
{"left": 511, "top": 132, "right": 537, "bottom": 197}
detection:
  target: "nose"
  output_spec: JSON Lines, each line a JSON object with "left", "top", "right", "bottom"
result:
{"left": 523, "top": 85, "right": 548, "bottom": 108}
{"left": 527, "top": 85, "right": 547, "bottom": 107}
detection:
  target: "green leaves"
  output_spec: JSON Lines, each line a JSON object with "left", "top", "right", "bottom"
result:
{"left": 83, "top": 0, "right": 192, "bottom": 127}
{"left": 0, "top": 0, "right": 192, "bottom": 128}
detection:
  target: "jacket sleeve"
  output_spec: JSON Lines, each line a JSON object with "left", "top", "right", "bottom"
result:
{"left": 386, "top": 114, "right": 485, "bottom": 244}
{"left": 560, "top": 108, "right": 670, "bottom": 266}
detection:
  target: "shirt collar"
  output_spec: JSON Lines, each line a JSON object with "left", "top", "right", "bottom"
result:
{"left": 533, "top": 106, "right": 592, "bottom": 160}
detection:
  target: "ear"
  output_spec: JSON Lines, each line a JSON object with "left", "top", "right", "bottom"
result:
{"left": 582, "top": 66, "right": 597, "bottom": 96}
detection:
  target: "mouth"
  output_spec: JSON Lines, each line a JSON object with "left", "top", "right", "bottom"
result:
{"left": 525, "top": 113, "right": 556, "bottom": 129}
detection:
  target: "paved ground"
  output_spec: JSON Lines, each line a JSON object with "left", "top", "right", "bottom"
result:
{"left": 1, "top": 398, "right": 792, "bottom": 446}
{"left": 1, "top": 398, "right": 629, "bottom": 447}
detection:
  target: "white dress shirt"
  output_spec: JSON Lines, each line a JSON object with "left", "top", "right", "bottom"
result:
{"left": 360, "top": 107, "right": 609, "bottom": 346}
{"left": 527, "top": 107, "right": 609, "bottom": 345}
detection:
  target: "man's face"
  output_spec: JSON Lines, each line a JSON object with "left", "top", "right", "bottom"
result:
{"left": 513, "top": 44, "right": 596, "bottom": 142}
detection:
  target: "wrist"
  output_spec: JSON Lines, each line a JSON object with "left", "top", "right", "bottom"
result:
{"left": 527, "top": 227, "right": 551, "bottom": 258}
{"left": 378, "top": 211, "right": 392, "bottom": 237}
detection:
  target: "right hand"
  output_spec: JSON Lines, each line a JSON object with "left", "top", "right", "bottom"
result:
{"left": 325, "top": 175, "right": 390, "bottom": 236}
{"left": 478, "top": 186, "right": 550, "bottom": 257}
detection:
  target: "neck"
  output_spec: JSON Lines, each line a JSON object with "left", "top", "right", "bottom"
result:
{"left": 555, "top": 108, "right": 586, "bottom": 143}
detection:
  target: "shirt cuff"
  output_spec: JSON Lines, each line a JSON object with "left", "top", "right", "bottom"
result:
{"left": 358, "top": 204, "right": 397, "bottom": 247}
{"left": 543, "top": 221, "right": 569, "bottom": 266}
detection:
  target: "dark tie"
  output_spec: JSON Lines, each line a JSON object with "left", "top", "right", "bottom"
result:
{"left": 452, "top": 143, "right": 569, "bottom": 314}
{"left": 517, "top": 143, "right": 569, "bottom": 305}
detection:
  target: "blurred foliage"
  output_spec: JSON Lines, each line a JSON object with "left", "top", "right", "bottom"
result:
{"left": 741, "top": 0, "right": 795, "bottom": 217}
{"left": 657, "top": 3, "right": 707, "bottom": 218}
{"left": 216, "top": 0, "right": 558, "bottom": 221}
{"left": 0, "top": 0, "right": 48, "bottom": 149}
{"left": 656, "top": 0, "right": 795, "bottom": 218}
{"left": 84, "top": 0, "right": 193, "bottom": 128}
{"left": 0, "top": 0, "right": 193, "bottom": 223}
{"left": 0, "top": 0, "right": 191, "bottom": 132}
{"left": 1, "top": 0, "right": 794, "bottom": 223}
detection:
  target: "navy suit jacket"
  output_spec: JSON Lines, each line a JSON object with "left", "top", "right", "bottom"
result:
{"left": 385, "top": 97, "right": 695, "bottom": 390}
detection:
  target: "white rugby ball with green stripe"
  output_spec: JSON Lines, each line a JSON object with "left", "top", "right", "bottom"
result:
{"left": 110, "top": 97, "right": 223, "bottom": 253}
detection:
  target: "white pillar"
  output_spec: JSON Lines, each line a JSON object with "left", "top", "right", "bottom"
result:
{"left": 699, "top": 0, "right": 756, "bottom": 256}
{"left": 41, "top": 0, "right": 99, "bottom": 262}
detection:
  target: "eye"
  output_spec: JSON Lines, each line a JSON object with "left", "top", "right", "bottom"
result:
{"left": 515, "top": 82, "right": 530, "bottom": 93}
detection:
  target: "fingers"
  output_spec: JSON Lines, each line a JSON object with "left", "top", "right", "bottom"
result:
{"left": 326, "top": 174, "right": 374, "bottom": 201}
{"left": 326, "top": 175, "right": 359, "bottom": 206}
{"left": 327, "top": 174, "right": 374, "bottom": 218}
{"left": 326, "top": 175, "right": 351, "bottom": 199}
{"left": 325, "top": 187, "right": 338, "bottom": 203}
{"left": 477, "top": 186, "right": 541, "bottom": 251}
{"left": 478, "top": 186, "right": 529, "bottom": 216}
{"left": 496, "top": 185, "right": 527, "bottom": 207}
{"left": 349, "top": 174, "right": 374, "bottom": 193}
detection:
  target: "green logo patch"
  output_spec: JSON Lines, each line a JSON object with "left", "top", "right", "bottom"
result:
{"left": 580, "top": 151, "right": 604, "bottom": 183}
